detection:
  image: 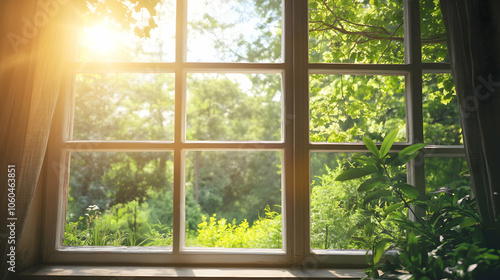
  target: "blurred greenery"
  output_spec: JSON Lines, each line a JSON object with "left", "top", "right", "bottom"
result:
{"left": 65, "top": 0, "right": 467, "bottom": 250}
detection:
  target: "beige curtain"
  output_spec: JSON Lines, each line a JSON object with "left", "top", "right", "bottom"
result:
{"left": 440, "top": 0, "right": 500, "bottom": 247}
{"left": 0, "top": 1, "right": 77, "bottom": 279}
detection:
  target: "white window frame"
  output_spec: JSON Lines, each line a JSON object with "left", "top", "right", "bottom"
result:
{"left": 42, "top": 0, "right": 464, "bottom": 268}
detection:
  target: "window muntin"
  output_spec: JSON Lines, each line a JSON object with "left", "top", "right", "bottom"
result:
{"left": 44, "top": 0, "right": 465, "bottom": 267}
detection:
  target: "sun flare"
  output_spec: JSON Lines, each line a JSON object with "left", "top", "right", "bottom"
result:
{"left": 82, "top": 23, "right": 118, "bottom": 54}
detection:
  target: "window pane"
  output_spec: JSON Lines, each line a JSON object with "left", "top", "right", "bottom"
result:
{"left": 309, "top": 0, "right": 404, "bottom": 63}
{"left": 73, "top": 73, "right": 175, "bottom": 141}
{"left": 425, "top": 157, "right": 470, "bottom": 193}
{"left": 185, "top": 151, "right": 282, "bottom": 249}
{"left": 421, "top": 0, "right": 448, "bottom": 63}
{"left": 310, "top": 152, "right": 407, "bottom": 251}
{"left": 423, "top": 74, "right": 462, "bottom": 145}
{"left": 65, "top": 152, "right": 174, "bottom": 247}
{"left": 310, "top": 75, "right": 406, "bottom": 143}
{"left": 186, "top": 73, "right": 282, "bottom": 141}
{"left": 78, "top": 0, "right": 176, "bottom": 62}
{"left": 187, "top": 0, "right": 283, "bottom": 62}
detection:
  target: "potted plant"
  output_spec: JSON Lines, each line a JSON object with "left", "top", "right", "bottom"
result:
{"left": 335, "top": 129, "right": 500, "bottom": 279}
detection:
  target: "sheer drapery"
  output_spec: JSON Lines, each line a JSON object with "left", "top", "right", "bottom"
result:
{"left": 440, "top": 0, "right": 500, "bottom": 244}
{"left": 0, "top": 1, "right": 76, "bottom": 279}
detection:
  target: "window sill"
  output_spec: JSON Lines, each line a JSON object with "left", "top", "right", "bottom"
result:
{"left": 19, "top": 265, "right": 366, "bottom": 279}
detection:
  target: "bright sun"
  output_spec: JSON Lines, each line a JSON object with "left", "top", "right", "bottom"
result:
{"left": 82, "top": 23, "right": 118, "bottom": 54}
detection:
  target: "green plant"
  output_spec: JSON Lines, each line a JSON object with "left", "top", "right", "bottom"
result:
{"left": 192, "top": 205, "right": 282, "bottom": 249}
{"left": 335, "top": 129, "right": 500, "bottom": 279}
{"left": 64, "top": 205, "right": 115, "bottom": 246}
{"left": 141, "top": 221, "right": 173, "bottom": 246}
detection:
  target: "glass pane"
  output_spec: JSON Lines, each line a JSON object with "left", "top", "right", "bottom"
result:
{"left": 309, "top": 0, "right": 404, "bottom": 63}
{"left": 423, "top": 74, "right": 462, "bottom": 145}
{"left": 187, "top": 0, "right": 283, "bottom": 62}
{"left": 65, "top": 152, "right": 174, "bottom": 247}
{"left": 78, "top": 0, "right": 176, "bottom": 62}
{"left": 425, "top": 157, "right": 470, "bottom": 193}
{"left": 186, "top": 73, "right": 282, "bottom": 141}
{"left": 421, "top": 0, "right": 448, "bottom": 63}
{"left": 310, "top": 152, "right": 407, "bottom": 251}
{"left": 310, "top": 75, "right": 406, "bottom": 143}
{"left": 185, "top": 151, "right": 282, "bottom": 249}
{"left": 73, "top": 73, "right": 175, "bottom": 141}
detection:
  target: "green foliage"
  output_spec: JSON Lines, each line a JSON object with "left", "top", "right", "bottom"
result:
{"left": 309, "top": 0, "right": 405, "bottom": 64}
{"left": 309, "top": 0, "right": 447, "bottom": 64}
{"left": 65, "top": 204, "right": 281, "bottom": 249}
{"left": 309, "top": 75, "right": 406, "bottom": 143}
{"left": 82, "top": 0, "right": 161, "bottom": 38}
{"left": 64, "top": 205, "right": 127, "bottom": 246}
{"left": 336, "top": 132, "right": 500, "bottom": 279}
{"left": 192, "top": 206, "right": 281, "bottom": 249}
{"left": 310, "top": 164, "right": 368, "bottom": 249}
{"left": 141, "top": 222, "right": 173, "bottom": 246}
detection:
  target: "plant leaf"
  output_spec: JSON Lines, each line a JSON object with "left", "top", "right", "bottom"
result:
{"left": 384, "top": 202, "right": 403, "bottom": 215}
{"left": 363, "top": 135, "right": 380, "bottom": 158}
{"left": 380, "top": 128, "right": 399, "bottom": 158}
{"left": 373, "top": 239, "right": 391, "bottom": 264}
{"left": 394, "top": 183, "right": 420, "bottom": 199}
{"left": 335, "top": 165, "right": 378, "bottom": 181}
{"left": 363, "top": 190, "right": 392, "bottom": 205}
{"left": 357, "top": 177, "right": 383, "bottom": 192}
{"left": 399, "top": 143, "right": 425, "bottom": 156}
{"left": 350, "top": 236, "right": 365, "bottom": 243}
{"left": 389, "top": 153, "right": 419, "bottom": 167}
{"left": 460, "top": 217, "right": 478, "bottom": 228}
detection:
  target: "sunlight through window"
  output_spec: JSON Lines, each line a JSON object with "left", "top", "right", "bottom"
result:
{"left": 82, "top": 23, "right": 118, "bottom": 56}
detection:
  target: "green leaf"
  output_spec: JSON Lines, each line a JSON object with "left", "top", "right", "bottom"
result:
{"left": 350, "top": 236, "right": 366, "bottom": 243}
{"left": 384, "top": 202, "right": 403, "bottom": 215}
{"left": 362, "top": 135, "right": 380, "bottom": 158}
{"left": 364, "top": 190, "right": 392, "bottom": 205}
{"left": 481, "top": 253, "right": 500, "bottom": 260}
{"left": 335, "top": 165, "right": 378, "bottom": 181}
{"left": 389, "top": 153, "right": 419, "bottom": 168}
{"left": 357, "top": 177, "right": 383, "bottom": 192}
{"left": 394, "top": 183, "right": 420, "bottom": 199}
{"left": 352, "top": 156, "right": 377, "bottom": 165}
{"left": 373, "top": 239, "right": 391, "bottom": 264}
{"left": 380, "top": 128, "right": 399, "bottom": 158}
{"left": 460, "top": 217, "right": 478, "bottom": 228}
{"left": 399, "top": 143, "right": 425, "bottom": 156}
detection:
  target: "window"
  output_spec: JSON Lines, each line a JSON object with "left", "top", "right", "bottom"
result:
{"left": 44, "top": 0, "right": 465, "bottom": 267}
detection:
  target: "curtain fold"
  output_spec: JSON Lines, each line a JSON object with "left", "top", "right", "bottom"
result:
{"left": 440, "top": 0, "right": 500, "bottom": 244}
{"left": 0, "top": 1, "right": 76, "bottom": 279}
